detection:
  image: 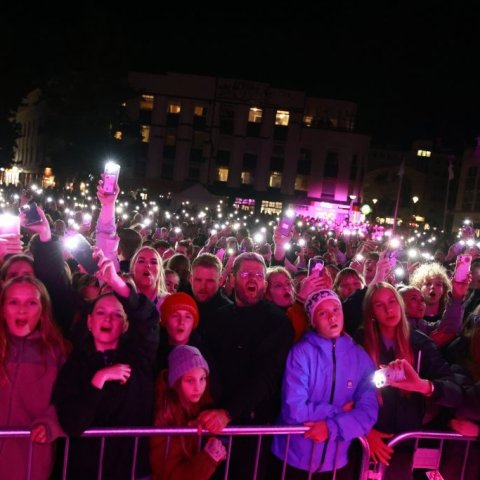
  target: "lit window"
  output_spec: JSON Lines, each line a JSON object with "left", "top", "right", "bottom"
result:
{"left": 140, "top": 125, "right": 150, "bottom": 143}
{"left": 216, "top": 167, "right": 229, "bottom": 182}
{"left": 295, "top": 175, "right": 309, "bottom": 191}
{"left": 140, "top": 95, "right": 154, "bottom": 111}
{"left": 241, "top": 171, "right": 254, "bottom": 185}
{"left": 275, "top": 110, "right": 290, "bottom": 126}
{"left": 303, "top": 115, "right": 313, "bottom": 127}
{"left": 248, "top": 107, "right": 263, "bottom": 123}
{"left": 417, "top": 149, "right": 432, "bottom": 157}
{"left": 261, "top": 200, "right": 283, "bottom": 215}
{"left": 194, "top": 105, "right": 206, "bottom": 117}
{"left": 167, "top": 102, "right": 181, "bottom": 114}
{"left": 113, "top": 131, "right": 123, "bottom": 140}
{"left": 269, "top": 171, "right": 282, "bottom": 188}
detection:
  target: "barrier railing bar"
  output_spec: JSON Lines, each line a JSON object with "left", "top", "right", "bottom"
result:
{"left": 62, "top": 437, "right": 70, "bottom": 480}
{"left": 252, "top": 433, "right": 262, "bottom": 480}
{"left": 97, "top": 436, "right": 105, "bottom": 480}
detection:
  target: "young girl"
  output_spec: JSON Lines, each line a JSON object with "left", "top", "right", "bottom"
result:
{"left": 52, "top": 250, "right": 159, "bottom": 480}
{"left": 361, "top": 282, "right": 464, "bottom": 479}
{"left": 0, "top": 275, "right": 68, "bottom": 480}
{"left": 271, "top": 289, "right": 378, "bottom": 478}
{"left": 150, "top": 345, "right": 226, "bottom": 480}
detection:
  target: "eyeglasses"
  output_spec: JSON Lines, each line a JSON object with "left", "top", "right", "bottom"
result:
{"left": 238, "top": 271, "right": 265, "bottom": 280}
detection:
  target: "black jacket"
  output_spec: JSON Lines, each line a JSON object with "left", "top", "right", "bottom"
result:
{"left": 53, "top": 289, "right": 159, "bottom": 480}
{"left": 203, "top": 300, "right": 294, "bottom": 424}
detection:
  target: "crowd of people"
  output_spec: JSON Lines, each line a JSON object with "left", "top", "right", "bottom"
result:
{"left": 0, "top": 178, "right": 480, "bottom": 480}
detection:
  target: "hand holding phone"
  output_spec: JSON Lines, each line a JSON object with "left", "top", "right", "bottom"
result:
{"left": 0, "top": 214, "right": 21, "bottom": 235}
{"left": 278, "top": 210, "right": 295, "bottom": 237}
{"left": 454, "top": 254, "right": 472, "bottom": 282}
{"left": 103, "top": 162, "right": 120, "bottom": 195}
{"left": 64, "top": 234, "right": 99, "bottom": 275}
{"left": 308, "top": 257, "right": 324, "bottom": 276}
{"left": 20, "top": 201, "right": 42, "bottom": 226}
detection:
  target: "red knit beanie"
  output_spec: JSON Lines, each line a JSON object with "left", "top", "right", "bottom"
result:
{"left": 160, "top": 292, "right": 199, "bottom": 328}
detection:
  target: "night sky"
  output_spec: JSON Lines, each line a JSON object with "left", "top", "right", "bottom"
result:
{"left": 2, "top": 2, "right": 480, "bottom": 152}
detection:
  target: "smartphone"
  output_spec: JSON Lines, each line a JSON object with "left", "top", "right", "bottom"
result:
{"left": 454, "top": 254, "right": 472, "bottom": 282}
{"left": 20, "top": 201, "right": 42, "bottom": 226}
{"left": 308, "top": 257, "right": 324, "bottom": 276}
{"left": 0, "top": 214, "right": 21, "bottom": 235}
{"left": 278, "top": 212, "right": 295, "bottom": 237}
{"left": 103, "top": 161, "right": 120, "bottom": 195}
{"left": 64, "top": 234, "right": 99, "bottom": 275}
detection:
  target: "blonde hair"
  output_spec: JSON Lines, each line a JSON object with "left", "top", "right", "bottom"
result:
{"left": 409, "top": 262, "right": 451, "bottom": 312}
{"left": 0, "top": 276, "right": 69, "bottom": 384}
{"left": 130, "top": 246, "right": 168, "bottom": 297}
{"left": 362, "top": 282, "right": 414, "bottom": 368}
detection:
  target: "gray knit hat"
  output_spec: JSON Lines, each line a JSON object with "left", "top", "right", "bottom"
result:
{"left": 304, "top": 289, "right": 342, "bottom": 326}
{"left": 168, "top": 345, "right": 209, "bottom": 386}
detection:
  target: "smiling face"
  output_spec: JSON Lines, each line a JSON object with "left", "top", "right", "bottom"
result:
{"left": 164, "top": 309, "right": 194, "bottom": 345}
{"left": 179, "top": 367, "right": 207, "bottom": 403}
{"left": 3, "top": 282, "right": 42, "bottom": 337}
{"left": 88, "top": 295, "right": 128, "bottom": 351}
{"left": 312, "top": 299, "right": 344, "bottom": 339}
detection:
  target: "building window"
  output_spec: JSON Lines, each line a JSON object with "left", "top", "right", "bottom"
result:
{"left": 243, "top": 153, "right": 257, "bottom": 169}
{"left": 188, "top": 167, "right": 200, "bottom": 180}
{"left": 322, "top": 180, "right": 336, "bottom": 199}
{"left": 167, "top": 102, "right": 181, "bottom": 114}
{"left": 417, "top": 149, "right": 431, "bottom": 157}
{"left": 113, "top": 131, "right": 123, "bottom": 140}
{"left": 295, "top": 175, "right": 309, "bottom": 191}
{"left": 194, "top": 105, "right": 206, "bottom": 117}
{"left": 298, "top": 148, "right": 312, "bottom": 175}
{"left": 216, "top": 167, "right": 229, "bottom": 182}
{"left": 140, "top": 125, "right": 151, "bottom": 143}
{"left": 165, "top": 134, "right": 176, "bottom": 146}
{"left": 303, "top": 115, "right": 314, "bottom": 127}
{"left": 216, "top": 150, "right": 230, "bottom": 166}
{"left": 234, "top": 197, "right": 255, "bottom": 211}
{"left": 140, "top": 95, "right": 154, "bottom": 111}
{"left": 248, "top": 107, "right": 263, "bottom": 123}
{"left": 324, "top": 151, "right": 339, "bottom": 178}
{"left": 269, "top": 171, "right": 282, "bottom": 188}
{"left": 241, "top": 171, "right": 254, "bottom": 185}
{"left": 193, "top": 131, "right": 206, "bottom": 149}
{"left": 219, "top": 105, "right": 234, "bottom": 134}
{"left": 275, "top": 110, "right": 290, "bottom": 126}
{"left": 261, "top": 201, "right": 283, "bottom": 215}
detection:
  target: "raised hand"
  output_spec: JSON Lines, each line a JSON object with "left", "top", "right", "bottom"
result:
{"left": 91, "top": 363, "right": 132, "bottom": 389}
{"left": 197, "top": 409, "right": 230, "bottom": 434}
{"left": 31, "top": 424, "right": 48, "bottom": 444}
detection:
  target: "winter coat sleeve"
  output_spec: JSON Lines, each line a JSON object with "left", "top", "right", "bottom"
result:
{"left": 52, "top": 353, "right": 105, "bottom": 436}
{"left": 424, "top": 294, "right": 463, "bottom": 339}
{"left": 414, "top": 331, "right": 465, "bottom": 408}
{"left": 116, "top": 288, "right": 160, "bottom": 370}
{"left": 281, "top": 344, "right": 342, "bottom": 423}
{"left": 150, "top": 434, "right": 218, "bottom": 480}
{"left": 30, "top": 235, "right": 76, "bottom": 335}
{"left": 325, "top": 351, "right": 378, "bottom": 442}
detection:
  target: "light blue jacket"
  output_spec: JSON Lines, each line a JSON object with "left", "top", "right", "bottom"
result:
{"left": 271, "top": 331, "right": 378, "bottom": 473}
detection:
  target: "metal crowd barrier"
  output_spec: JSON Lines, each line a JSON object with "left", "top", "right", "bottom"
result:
{"left": 2, "top": 427, "right": 474, "bottom": 479}
{"left": 367, "top": 430, "right": 477, "bottom": 480}
{"left": 0, "top": 425, "right": 370, "bottom": 480}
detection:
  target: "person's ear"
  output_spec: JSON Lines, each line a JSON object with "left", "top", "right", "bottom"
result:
{"left": 87, "top": 314, "right": 93, "bottom": 332}
{"left": 122, "top": 320, "right": 129, "bottom": 333}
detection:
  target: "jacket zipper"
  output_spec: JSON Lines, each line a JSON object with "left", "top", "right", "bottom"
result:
{"left": 318, "top": 338, "right": 337, "bottom": 469}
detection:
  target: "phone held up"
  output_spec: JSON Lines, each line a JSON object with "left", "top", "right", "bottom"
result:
{"left": 454, "top": 254, "right": 472, "bottom": 283}
{"left": 103, "top": 161, "right": 121, "bottom": 195}
{"left": 0, "top": 213, "right": 21, "bottom": 235}
{"left": 278, "top": 210, "right": 295, "bottom": 237}
{"left": 20, "top": 200, "right": 42, "bottom": 226}
{"left": 308, "top": 257, "right": 324, "bottom": 276}
{"left": 64, "top": 233, "right": 99, "bottom": 275}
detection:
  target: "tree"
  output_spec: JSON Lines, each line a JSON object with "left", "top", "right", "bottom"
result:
{"left": 39, "top": 70, "right": 144, "bottom": 182}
